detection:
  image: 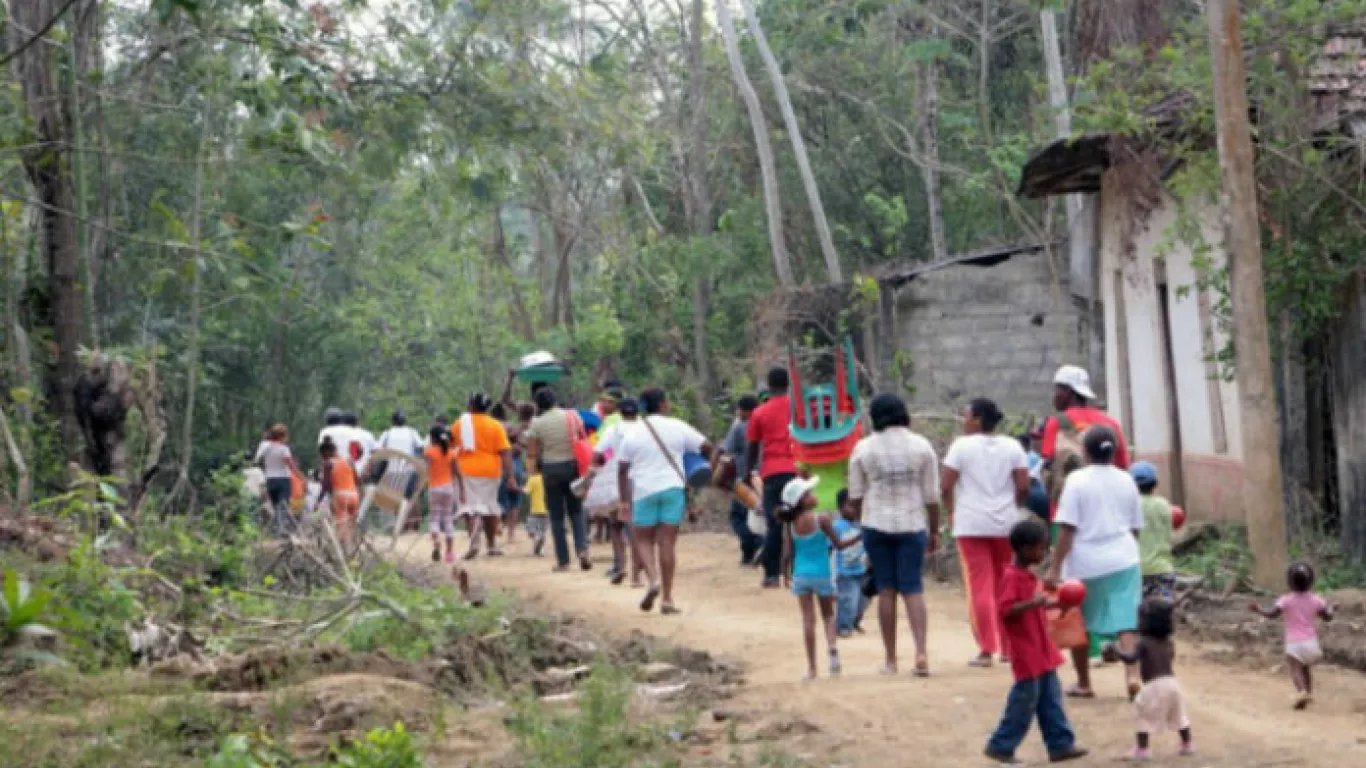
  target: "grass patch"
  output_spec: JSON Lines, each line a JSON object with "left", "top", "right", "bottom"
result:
{"left": 507, "top": 667, "right": 681, "bottom": 768}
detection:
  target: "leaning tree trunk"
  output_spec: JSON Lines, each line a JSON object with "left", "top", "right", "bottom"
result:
{"left": 737, "top": 0, "right": 843, "bottom": 283}
{"left": 687, "top": 0, "right": 714, "bottom": 431}
{"left": 715, "top": 0, "right": 793, "bottom": 288}
{"left": 8, "top": 0, "right": 85, "bottom": 460}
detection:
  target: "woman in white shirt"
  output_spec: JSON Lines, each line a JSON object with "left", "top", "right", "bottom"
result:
{"left": 1045, "top": 424, "right": 1144, "bottom": 699}
{"left": 254, "top": 423, "right": 301, "bottom": 536}
{"left": 943, "top": 398, "right": 1030, "bottom": 668}
{"left": 617, "top": 388, "right": 713, "bottom": 615}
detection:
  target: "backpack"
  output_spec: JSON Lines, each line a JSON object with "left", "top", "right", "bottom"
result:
{"left": 1046, "top": 413, "right": 1086, "bottom": 502}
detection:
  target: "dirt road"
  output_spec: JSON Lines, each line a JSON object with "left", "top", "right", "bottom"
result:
{"left": 396, "top": 532, "right": 1365, "bottom": 766}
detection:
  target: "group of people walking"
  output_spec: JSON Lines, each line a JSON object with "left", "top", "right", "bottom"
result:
{"left": 253, "top": 361, "right": 1340, "bottom": 764}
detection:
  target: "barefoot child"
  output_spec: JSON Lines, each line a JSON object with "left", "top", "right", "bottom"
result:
{"left": 832, "top": 489, "right": 868, "bottom": 637}
{"left": 1106, "top": 598, "right": 1194, "bottom": 760}
{"left": 779, "top": 477, "right": 858, "bottom": 681}
{"left": 425, "top": 426, "right": 460, "bottom": 562}
{"left": 1250, "top": 562, "right": 1336, "bottom": 709}
{"left": 985, "top": 518, "right": 1088, "bottom": 765}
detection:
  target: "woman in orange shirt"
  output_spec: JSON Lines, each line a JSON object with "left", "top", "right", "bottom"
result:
{"left": 318, "top": 436, "right": 361, "bottom": 547}
{"left": 426, "top": 425, "right": 462, "bottom": 563}
{"left": 456, "top": 393, "right": 517, "bottom": 559}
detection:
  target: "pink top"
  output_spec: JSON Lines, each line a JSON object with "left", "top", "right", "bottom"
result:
{"left": 1276, "top": 592, "right": 1327, "bottom": 644}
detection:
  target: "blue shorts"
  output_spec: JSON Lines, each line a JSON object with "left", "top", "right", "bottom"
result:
{"left": 632, "top": 487, "right": 686, "bottom": 528}
{"left": 791, "top": 574, "right": 835, "bottom": 597}
{"left": 864, "top": 528, "right": 927, "bottom": 596}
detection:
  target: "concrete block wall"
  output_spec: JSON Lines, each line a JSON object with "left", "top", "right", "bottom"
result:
{"left": 892, "top": 251, "right": 1086, "bottom": 415}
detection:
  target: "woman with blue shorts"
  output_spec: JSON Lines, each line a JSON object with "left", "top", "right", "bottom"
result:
{"left": 616, "top": 387, "right": 713, "bottom": 615}
{"left": 847, "top": 393, "right": 943, "bottom": 677}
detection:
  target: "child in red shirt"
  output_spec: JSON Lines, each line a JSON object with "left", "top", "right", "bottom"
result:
{"left": 984, "top": 518, "right": 1089, "bottom": 765}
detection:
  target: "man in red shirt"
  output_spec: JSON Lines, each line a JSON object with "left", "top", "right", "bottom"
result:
{"left": 985, "top": 518, "right": 1087, "bottom": 764}
{"left": 1039, "top": 364, "right": 1131, "bottom": 684}
{"left": 1041, "top": 365, "right": 1131, "bottom": 493}
{"left": 745, "top": 366, "right": 797, "bottom": 588}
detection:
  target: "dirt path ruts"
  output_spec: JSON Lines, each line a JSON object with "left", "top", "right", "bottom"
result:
{"left": 394, "top": 532, "right": 1366, "bottom": 766}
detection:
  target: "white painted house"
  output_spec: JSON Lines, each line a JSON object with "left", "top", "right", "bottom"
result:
{"left": 1020, "top": 137, "right": 1246, "bottom": 521}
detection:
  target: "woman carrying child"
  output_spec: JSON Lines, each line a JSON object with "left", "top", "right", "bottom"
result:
{"left": 779, "top": 477, "right": 859, "bottom": 681}
{"left": 1250, "top": 561, "right": 1337, "bottom": 709}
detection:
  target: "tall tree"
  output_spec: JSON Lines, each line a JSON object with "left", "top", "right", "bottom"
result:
{"left": 715, "top": 0, "right": 793, "bottom": 288}
{"left": 737, "top": 0, "right": 843, "bottom": 283}
{"left": 8, "top": 0, "right": 85, "bottom": 458}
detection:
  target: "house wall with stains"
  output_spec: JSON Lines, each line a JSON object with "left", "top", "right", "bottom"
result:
{"left": 1098, "top": 179, "right": 1245, "bottom": 522}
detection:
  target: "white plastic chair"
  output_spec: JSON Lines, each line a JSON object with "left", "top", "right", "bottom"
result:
{"left": 355, "top": 448, "right": 429, "bottom": 547}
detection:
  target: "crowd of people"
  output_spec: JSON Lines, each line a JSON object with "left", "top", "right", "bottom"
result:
{"left": 250, "top": 363, "right": 1338, "bottom": 765}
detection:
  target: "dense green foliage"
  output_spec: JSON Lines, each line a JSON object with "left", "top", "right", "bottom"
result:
{"left": 0, "top": 0, "right": 1069, "bottom": 494}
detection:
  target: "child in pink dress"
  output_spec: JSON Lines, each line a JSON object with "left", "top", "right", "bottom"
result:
{"left": 1250, "top": 562, "right": 1337, "bottom": 709}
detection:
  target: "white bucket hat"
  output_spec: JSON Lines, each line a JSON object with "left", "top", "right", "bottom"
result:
{"left": 781, "top": 476, "right": 820, "bottom": 508}
{"left": 1053, "top": 365, "right": 1096, "bottom": 401}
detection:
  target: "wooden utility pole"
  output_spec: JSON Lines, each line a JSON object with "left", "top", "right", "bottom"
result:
{"left": 1206, "top": 0, "right": 1288, "bottom": 589}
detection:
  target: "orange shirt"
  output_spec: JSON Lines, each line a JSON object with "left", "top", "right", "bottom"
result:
{"left": 329, "top": 456, "right": 358, "bottom": 493}
{"left": 456, "top": 413, "right": 511, "bottom": 478}
{"left": 425, "top": 444, "right": 455, "bottom": 487}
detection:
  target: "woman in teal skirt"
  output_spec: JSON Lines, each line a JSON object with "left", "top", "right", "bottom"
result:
{"left": 1045, "top": 425, "right": 1144, "bottom": 700}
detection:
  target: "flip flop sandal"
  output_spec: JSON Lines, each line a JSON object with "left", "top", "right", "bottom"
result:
{"left": 1065, "top": 686, "right": 1096, "bottom": 699}
{"left": 660, "top": 604, "right": 681, "bottom": 615}
{"left": 968, "top": 656, "right": 994, "bottom": 668}
{"left": 640, "top": 584, "right": 661, "bottom": 612}
{"left": 913, "top": 656, "right": 930, "bottom": 677}
{"left": 463, "top": 549, "right": 480, "bottom": 561}
{"left": 610, "top": 571, "right": 626, "bottom": 586}
{"left": 488, "top": 549, "right": 505, "bottom": 557}
{"left": 878, "top": 663, "right": 898, "bottom": 676}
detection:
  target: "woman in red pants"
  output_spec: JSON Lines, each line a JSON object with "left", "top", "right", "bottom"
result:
{"left": 943, "top": 398, "right": 1031, "bottom": 668}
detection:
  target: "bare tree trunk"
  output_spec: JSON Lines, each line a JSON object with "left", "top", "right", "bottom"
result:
{"left": 0, "top": 404, "right": 30, "bottom": 516}
{"left": 918, "top": 58, "right": 947, "bottom": 262}
{"left": 737, "top": 0, "right": 842, "bottom": 283}
{"left": 67, "top": 5, "right": 97, "bottom": 347}
{"left": 687, "top": 0, "right": 714, "bottom": 431}
{"left": 1207, "top": 0, "right": 1288, "bottom": 589}
{"left": 170, "top": 96, "right": 212, "bottom": 503}
{"left": 714, "top": 0, "right": 793, "bottom": 287}
{"left": 492, "top": 206, "right": 537, "bottom": 341}
{"left": 8, "top": 0, "right": 84, "bottom": 459}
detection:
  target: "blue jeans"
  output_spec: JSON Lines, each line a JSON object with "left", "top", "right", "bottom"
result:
{"left": 835, "top": 574, "right": 867, "bottom": 632}
{"left": 729, "top": 499, "right": 762, "bottom": 562}
{"left": 986, "top": 671, "right": 1075, "bottom": 758}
